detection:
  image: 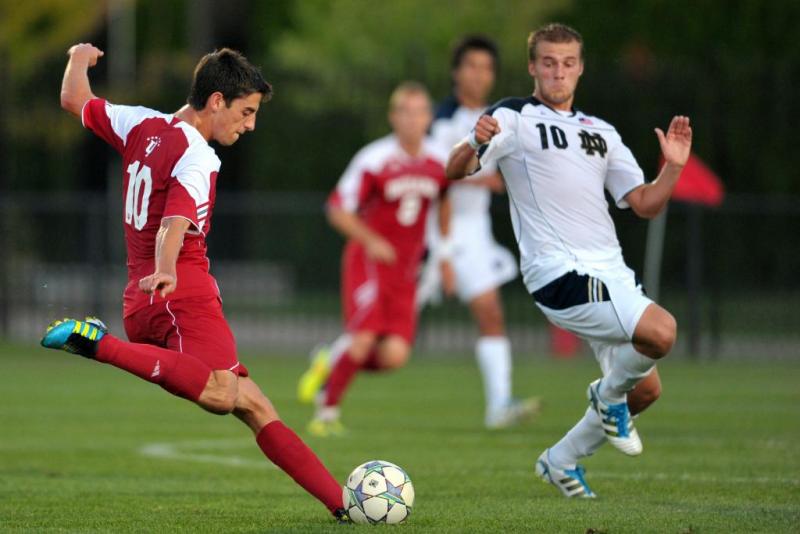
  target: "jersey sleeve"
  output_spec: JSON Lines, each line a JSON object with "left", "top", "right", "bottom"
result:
{"left": 605, "top": 138, "right": 645, "bottom": 208}
{"left": 476, "top": 108, "right": 517, "bottom": 172}
{"left": 82, "top": 98, "right": 155, "bottom": 154}
{"left": 164, "top": 144, "right": 218, "bottom": 234}
{"left": 326, "top": 152, "right": 375, "bottom": 213}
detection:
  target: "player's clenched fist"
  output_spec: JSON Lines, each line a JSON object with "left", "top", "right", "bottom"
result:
{"left": 365, "top": 236, "right": 397, "bottom": 264}
{"left": 67, "top": 43, "right": 105, "bottom": 67}
{"left": 468, "top": 115, "right": 501, "bottom": 149}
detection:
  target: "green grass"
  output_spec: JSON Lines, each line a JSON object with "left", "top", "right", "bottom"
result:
{"left": 1, "top": 342, "right": 798, "bottom": 533}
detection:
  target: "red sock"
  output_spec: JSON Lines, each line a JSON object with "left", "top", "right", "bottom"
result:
{"left": 96, "top": 335, "right": 211, "bottom": 401}
{"left": 324, "top": 352, "right": 360, "bottom": 407}
{"left": 256, "top": 421, "right": 343, "bottom": 513}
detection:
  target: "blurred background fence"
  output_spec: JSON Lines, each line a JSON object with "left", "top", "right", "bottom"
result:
{"left": 1, "top": 191, "right": 797, "bottom": 359}
{"left": 1, "top": 0, "right": 798, "bottom": 361}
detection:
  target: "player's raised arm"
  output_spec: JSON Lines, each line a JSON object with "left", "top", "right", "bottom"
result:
{"left": 60, "top": 43, "right": 104, "bottom": 118}
{"left": 624, "top": 116, "right": 693, "bottom": 219}
{"left": 445, "top": 115, "right": 501, "bottom": 180}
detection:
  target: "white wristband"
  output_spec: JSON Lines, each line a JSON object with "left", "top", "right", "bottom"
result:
{"left": 437, "top": 237, "right": 454, "bottom": 260}
{"left": 466, "top": 129, "right": 485, "bottom": 151}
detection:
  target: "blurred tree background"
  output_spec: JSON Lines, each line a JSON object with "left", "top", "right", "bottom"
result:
{"left": 2, "top": 0, "right": 798, "bottom": 194}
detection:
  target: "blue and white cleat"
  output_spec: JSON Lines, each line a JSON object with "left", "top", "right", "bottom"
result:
{"left": 40, "top": 316, "right": 107, "bottom": 358}
{"left": 587, "top": 378, "right": 642, "bottom": 456}
{"left": 535, "top": 449, "right": 596, "bottom": 498}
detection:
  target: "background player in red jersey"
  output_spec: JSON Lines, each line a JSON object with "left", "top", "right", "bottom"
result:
{"left": 41, "top": 43, "right": 349, "bottom": 522}
{"left": 298, "top": 82, "right": 452, "bottom": 437}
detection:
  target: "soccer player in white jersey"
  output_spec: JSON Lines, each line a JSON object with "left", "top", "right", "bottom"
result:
{"left": 41, "top": 43, "right": 350, "bottom": 522}
{"left": 446, "top": 24, "right": 692, "bottom": 497}
{"left": 422, "top": 35, "right": 539, "bottom": 429}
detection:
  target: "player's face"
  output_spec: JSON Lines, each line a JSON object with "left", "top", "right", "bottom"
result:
{"left": 212, "top": 92, "right": 263, "bottom": 146}
{"left": 528, "top": 40, "right": 584, "bottom": 110}
{"left": 389, "top": 92, "right": 433, "bottom": 146}
{"left": 453, "top": 49, "right": 495, "bottom": 103}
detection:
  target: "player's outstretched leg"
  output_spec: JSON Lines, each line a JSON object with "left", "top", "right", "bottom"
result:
{"left": 234, "top": 377, "right": 349, "bottom": 522}
{"left": 41, "top": 316, "right": 228, "bottom": 411}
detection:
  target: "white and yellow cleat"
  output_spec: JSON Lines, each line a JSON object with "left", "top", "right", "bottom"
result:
{"left": 486, "top": 397, "right": 543, "bottom": 429}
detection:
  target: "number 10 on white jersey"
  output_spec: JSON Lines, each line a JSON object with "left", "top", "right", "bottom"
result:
{"left": 125, "top": 161, "right": 152, "bottom": 231}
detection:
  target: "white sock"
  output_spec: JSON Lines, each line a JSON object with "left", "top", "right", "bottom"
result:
{"left": 476, "top": 336, "right": 512, "bottom": 415}
{"left": 548, "top": 406, "right": 606, "bottom": 469}
{"left": 599, "top": 343, "right": 656, "bottom": 404}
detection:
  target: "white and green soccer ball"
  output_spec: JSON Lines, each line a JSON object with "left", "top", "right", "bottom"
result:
{"left": 343, "top": 460, "right": 415, "bottom": 524}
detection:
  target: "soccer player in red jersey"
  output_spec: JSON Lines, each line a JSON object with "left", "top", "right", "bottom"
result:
{"left": 41, "top": 43, "right": 349, "bottom": 522}
{"left": 298, "top": 82, "right": 452, "bottom": 436}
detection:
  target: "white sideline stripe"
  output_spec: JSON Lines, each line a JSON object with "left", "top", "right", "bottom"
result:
{"left": 139, "top": 439, "right": 274, "bottom": 469}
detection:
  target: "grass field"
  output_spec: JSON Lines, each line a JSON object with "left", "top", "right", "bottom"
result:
{"left": 1, "top": 342, "right": 798, "bottom": 533}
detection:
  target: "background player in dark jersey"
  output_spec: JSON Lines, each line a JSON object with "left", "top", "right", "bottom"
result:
{"left": 41, "top": 43, "right": 349, "bottom": 522}
{"left": 422, "top": 35, "right": 540, "bottom": 429}
{"left": 298, "top": 82, "right": 452, "bottom": 437}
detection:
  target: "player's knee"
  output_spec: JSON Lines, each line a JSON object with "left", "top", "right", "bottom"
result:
{"left": 382, "top": 346, "right": 410, "bottom": 369}
{"left": 201, "top": 387, "right": 238, "bottom": 415}
{"left": 651, "top": 313, "right": 677, "bottom": 358}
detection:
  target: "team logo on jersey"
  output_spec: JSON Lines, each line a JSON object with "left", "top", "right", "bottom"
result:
{"left": 384, "top": 176, "right": 440, "bottom": 200}
{"left": 145, "top": 136, "right": 162, "bottom": 157}
{"left": 578, "top": 130, "right": 607, "bottom": 158}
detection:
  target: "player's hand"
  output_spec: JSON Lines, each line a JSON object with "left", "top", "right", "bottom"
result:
{"left": 440, "top": 260, "right": 456, "bottom": 298}
{"left": 473, "top": 115, "right": 501, "bottom": 145}
{"left": 655, "top": 116, "right": 692, "bottom": 168}
{"left": 365, "top": 237, "right": 396, "bottom": 264}
{"left": 139, "top": 272, "right": 177, "bottom": 298}
{"left": 67, "top": 43, "right": 105, "bottom": 67}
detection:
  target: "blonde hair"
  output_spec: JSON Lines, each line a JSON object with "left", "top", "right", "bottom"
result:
{"left": 527, "top": 23, "right": 583, "bottom": 61}
{"left": 388, "top": 81, "right": 431, "bottom": 111}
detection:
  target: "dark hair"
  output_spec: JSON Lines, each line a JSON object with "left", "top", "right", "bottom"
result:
{"left": 527, "top": 23, "right": 583, "bottom": 61}
{"left": 451, "top": 35, "right": 499, "bottom": 71}
{"left": 187, "top": 48, "right": 272, "bottom": 110}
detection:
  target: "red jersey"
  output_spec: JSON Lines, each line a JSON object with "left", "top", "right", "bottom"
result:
{"left": 83, "top": 98, "right": 220, "bottom": 317}
{"left": 327, "top": 135, "right": 449, "bottom": 268}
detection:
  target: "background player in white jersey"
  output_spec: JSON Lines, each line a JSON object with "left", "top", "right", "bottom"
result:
{"left": 446, "top": 24, "right": 692, "bottom": 497}
{"left": 422, "top": 35, "right": 539, "bottom": 429}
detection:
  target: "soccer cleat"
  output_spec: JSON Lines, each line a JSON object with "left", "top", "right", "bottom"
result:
{"left": 333, "top": 508, "right": 351, "bottom": 524}
{"left": 485, "top": 397, "right": 543, "bottom": 429}
{"left": 587, "top": 379, "right": 642, "bottom": 456}
{"left": 307, "top": 417, "right": 346, "bottom": 438}
{"left": 40, "top": 316, "right": 107, "bottom": 358}
{"left": 535, "top": 449, "right": 596, "bottom": 498}
{"left": 297, "top": 345, "right": 332, "bottom": 404}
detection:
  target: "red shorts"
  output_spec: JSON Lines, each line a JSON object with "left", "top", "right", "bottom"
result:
{"left": 342, "top": 243, "right": 418, "bottom": 343}
{"left": 123, "top": 295, "right": 249, "bottom": 376}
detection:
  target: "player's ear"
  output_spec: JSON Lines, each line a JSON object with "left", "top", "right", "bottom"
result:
{"left": 527, "top": 60, "right": 536, "bottom": 78}
{"left": 207, "top": 92, "right": 225, "bottom": 112}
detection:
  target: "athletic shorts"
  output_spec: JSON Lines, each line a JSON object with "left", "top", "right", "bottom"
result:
{"left": 123, "top": 295, "right": 249, "bottom": 377}
{"left": 451, "top": 238, "right": 518, "bottom": 302}
{"left": 342, "top": 243, "right": 417, "bottom": 343}
{"left": 533, "top": 269, "right": 652, "bottom": 345}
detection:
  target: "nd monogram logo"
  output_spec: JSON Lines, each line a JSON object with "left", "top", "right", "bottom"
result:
{"left": 578, "top": 130, "right": 607, "bottom": 158}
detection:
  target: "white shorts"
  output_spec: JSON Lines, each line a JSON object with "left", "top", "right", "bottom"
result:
{"left": 533, "top": 269, "right": 652, "bottom": 346}
{"left": 451, "top": 238, "right": 518, "bottom": 302}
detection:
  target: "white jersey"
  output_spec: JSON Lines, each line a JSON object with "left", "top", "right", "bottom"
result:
{"left": 430, "top": 96, "right": 497, "bottom": 227}
{"left": 477, "top": 96, "right": 645, "bottom": 293}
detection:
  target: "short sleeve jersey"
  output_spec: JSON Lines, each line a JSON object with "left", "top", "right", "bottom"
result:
{"left": 327, "top": 135, "right": 449, "bottom": 267}
{"left": 82, "top": 98, "right": 221, "bottom": 317}
{"left": 430, "top": 96, "right": 497, "bottom": 221}
{"left": 477, "top": 96, "right": 645, "bottom": 292}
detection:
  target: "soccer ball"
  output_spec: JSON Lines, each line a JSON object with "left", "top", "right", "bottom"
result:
{"left": 343, "top": 460, "right": 415, "bottom": 524}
